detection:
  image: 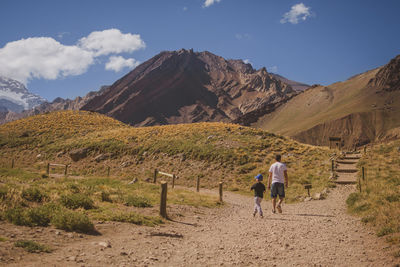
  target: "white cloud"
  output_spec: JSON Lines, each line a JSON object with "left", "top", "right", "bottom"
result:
{"left": 78, "top": 28, "right": 145, "bottom": 56}
{"left": 269, "top": 66, "right": 278, "bottom": 73}
{"left": 203, "top": 0, "right": 221, "bottom": 8}
{"left": 235, "top": 33, "right": 251, "bottom": 40}
{"left": 57, "top": 32, "right": 70, "bottom": 39}
{"left": 105, "top": 56, "right": 140, "bottom": 72}
{"left": 0, "top": 29, "right": 145, "bottom": 84}
{"left": 280, "top": 3, "right": 312, "bottom": 24}
{"left": 183, "top": 6, "right": 188, "bottom": 11}
{"left": 0, "top": 37, "right": 94, "bottom": 84}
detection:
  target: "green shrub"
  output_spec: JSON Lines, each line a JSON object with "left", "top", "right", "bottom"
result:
{"left": 5, "top": 207, "right": 28, "bottom": 226}
{"left": 25, "top": 206, "right": 51, "bottom": 226}
{"left": 353, "top": 202, "right": 370, "bottom": 213}
{"left": 100, "top": 191, "right": 112, "bottom": 202}
{"left": 60, "top": 193, "right": 95, "bottom": 210}
{"left": 14, "top": 240, "right": 52, "bottom": 253}
{"left": 51, "top": 210, "right": 95, "bottom": 233}
{"left": 385, "top": 194, "right": 400, "bottom": 203}
{"left": 377, "top": 226, "right": 395, "bottom": 237}
{"left": 105, "top": 212, "right": 162, "bottom": 226}
{"left": 361, "top": 215, "right": 376, "bottom": 224}
{"left": 125, "top": 195, "right": 152, "bottom": 208}
{"left": 5, "top": 206, "right": 52, "bottom": 227}
{"left": 0, "top": 186, "right": 7, "bottom": 201}
{"left": 346, "top": 192, "right": 360, "bottom": 207}
{"left": 21, "top": 187, "right": 47, "bottom": 202}
{"left": 67, "top": 183, "right": 81, "bottom": 193}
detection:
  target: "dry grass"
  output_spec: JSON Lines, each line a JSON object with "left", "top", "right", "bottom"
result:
{"left": 0, "top": 167, "right": 220, "bottom": 231}
{"left": 0, "top": 111, "right": 332, "bottom": 202}
{"left": 347, "top": 141, "right": 400, "bottom": 250}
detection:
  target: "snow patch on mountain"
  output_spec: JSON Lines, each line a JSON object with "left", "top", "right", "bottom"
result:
{"left": 0, "top": 76, "right": 46, "bottom": 112}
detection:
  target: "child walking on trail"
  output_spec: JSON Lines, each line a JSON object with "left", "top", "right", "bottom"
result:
{"left": 251, "top": 174, "right": 266, "bottom": 218}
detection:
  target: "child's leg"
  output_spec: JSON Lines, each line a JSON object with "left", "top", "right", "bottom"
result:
{"left": 254, "top": 197, "right": 258, "bottom": 215}
{"left": 255, "top": 197, "right": 263, "bottom": 216}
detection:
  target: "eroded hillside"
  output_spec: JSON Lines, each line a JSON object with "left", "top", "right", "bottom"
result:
{"left": 253, "top": 55, "right": 400, "bottom": 148}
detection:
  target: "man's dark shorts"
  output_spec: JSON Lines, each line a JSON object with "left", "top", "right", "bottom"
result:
{"left": 271, "top": 182, "right": 285, "bottom": 198}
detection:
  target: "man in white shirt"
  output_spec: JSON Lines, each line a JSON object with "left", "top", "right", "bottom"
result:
{"left": 268, "top": 154, "right": 288, "bottom": 213}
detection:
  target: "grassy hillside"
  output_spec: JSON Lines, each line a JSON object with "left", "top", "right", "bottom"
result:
{"left": 347, "top": 141, "right": 400, "bottom": 254}
{"left": 0, "top": 111, "right": 334, "bottom": 203}
{"left": 254, "top": 67, "right": 400, "bottom": 147}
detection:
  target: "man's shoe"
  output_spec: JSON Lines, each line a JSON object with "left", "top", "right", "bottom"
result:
{"left": 272, "top": 209, "right": 276, "bottom": 214}
{"left": 277, "top": 204, "right": 282, "bottom": 213}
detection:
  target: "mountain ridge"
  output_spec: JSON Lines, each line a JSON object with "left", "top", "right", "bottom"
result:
{"left": 252, "top": 54, "right": 400, "bottom": 147}
{"left": 82, "top": 49, "right": 298, "bottom": 126}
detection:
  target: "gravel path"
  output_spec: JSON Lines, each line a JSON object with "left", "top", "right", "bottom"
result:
{"left": 7, "top": 185, "right": 399, "bottom": 266}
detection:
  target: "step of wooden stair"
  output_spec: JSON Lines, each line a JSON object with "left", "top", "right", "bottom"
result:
{"left": 337, "top": 160, "right": 358, "bottom": 164}
{"left": 336, "top": 169, "right": 358, "bottom": 173}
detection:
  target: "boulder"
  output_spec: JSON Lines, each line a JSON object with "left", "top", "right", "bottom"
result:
{"left": 94, "top": 153, "right": 109, "bottom": 162}
{"left": 69, "top": 148, "right": 89, "bottom": 162}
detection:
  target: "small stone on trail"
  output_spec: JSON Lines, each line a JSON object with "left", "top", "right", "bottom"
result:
{"left": 120, "top": 252, "right": 128, "bottom": 256}
{"left": 67, "top": 233, "right": 74, "bottom": 238}
{"left": 55, "top": 231, "right": 61, "bottom": 235}
{"left": 304, "top": 197, "right": 312, "bottom": 202}
{"left": 67, "top": 256, "right": 76, "bottom": 261}
{"left": 98, "top": 241, "right": 112, "bottom": 248}
{"left": 128, "top": 178, "right": 138, "bottom": 184}
{"left": 313, "top": 193, "right": 325, "bottom": 200}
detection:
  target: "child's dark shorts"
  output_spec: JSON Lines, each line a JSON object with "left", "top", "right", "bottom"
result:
{"left": 271, "top": 182, "right": 285, "bottom": 198}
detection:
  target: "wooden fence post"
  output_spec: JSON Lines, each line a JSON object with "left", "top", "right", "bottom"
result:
{"left": 362, "top": 167, "right": 365, "bottom": 181}
{"left": 154, "top": 169, "right": 158, "bottom": 183}
{"left": 331, "top": 160, "right": 334, "bottom": 172}
{"left": 172, "top": 174, "right": 176, "bottom": 189}
{"left": 364, "top": 146, "right": 366, "bottom": 154}
{"left": 219, "top": 182, "right": 223, "bottom": 202}
{"left": 107, "top": 166, "right": 110, "bottom": 177}
{"left": 46, "top": 163, "right": 50, "bottom": 175}
{"left": 64, "top": 165, "right": 68, "bottom": 176}
{"left": 11, "top": 158, "right": 14, "bottom": 169}
{"left": 358, "top": 176, "right": 362, "bottom": 193}
{"left": 196, "top": 176, "right": 200, "bottom": 192}
{"left": 160, "top": 182, "right": 168, "bottom": 218}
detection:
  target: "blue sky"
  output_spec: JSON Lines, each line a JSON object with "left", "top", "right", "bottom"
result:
{"left": 1, "top": 0, "right": 399, "bottom": 101}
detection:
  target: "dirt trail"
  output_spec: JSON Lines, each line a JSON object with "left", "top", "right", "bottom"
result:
{"left": 7, "top": 184, "right": 399, "bottom": 266}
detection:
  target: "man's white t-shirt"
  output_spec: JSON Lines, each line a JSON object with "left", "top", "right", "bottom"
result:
{"left": 269, "top": 162, "right": 287, "bottom": 184}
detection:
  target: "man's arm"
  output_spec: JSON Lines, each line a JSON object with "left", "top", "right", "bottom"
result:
{"left": 284, "top": 170, "right": 288, "bottom": 188}
{"left": 268, "top": 172, "right": 272, "bottom": 189}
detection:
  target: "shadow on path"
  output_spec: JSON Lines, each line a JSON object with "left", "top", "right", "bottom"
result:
{"left": 281, "top": 213, "right": 335, "bottom": 218}
{"left": 167, "top": 218, "right": 198, "bottom": 227}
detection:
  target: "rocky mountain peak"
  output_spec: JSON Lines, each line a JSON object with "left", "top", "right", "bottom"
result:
{"left": 82, "top": 49, "right": 296, "bottom": 126}
{"left": 0, "top": 76, "right": 46, "bottom": 112}
{"left": 369, "top": 54, "right": 400, "bottom": 91}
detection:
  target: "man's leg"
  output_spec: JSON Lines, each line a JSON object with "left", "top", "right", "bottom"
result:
{"left": 277, "top": 197, "right": 284, "bottom": 213}
{"left": 277, "top": 183, "right": 285, "bottom": 213}
{"left": 272, "top": 197, "right": 277, "bottom": 213}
